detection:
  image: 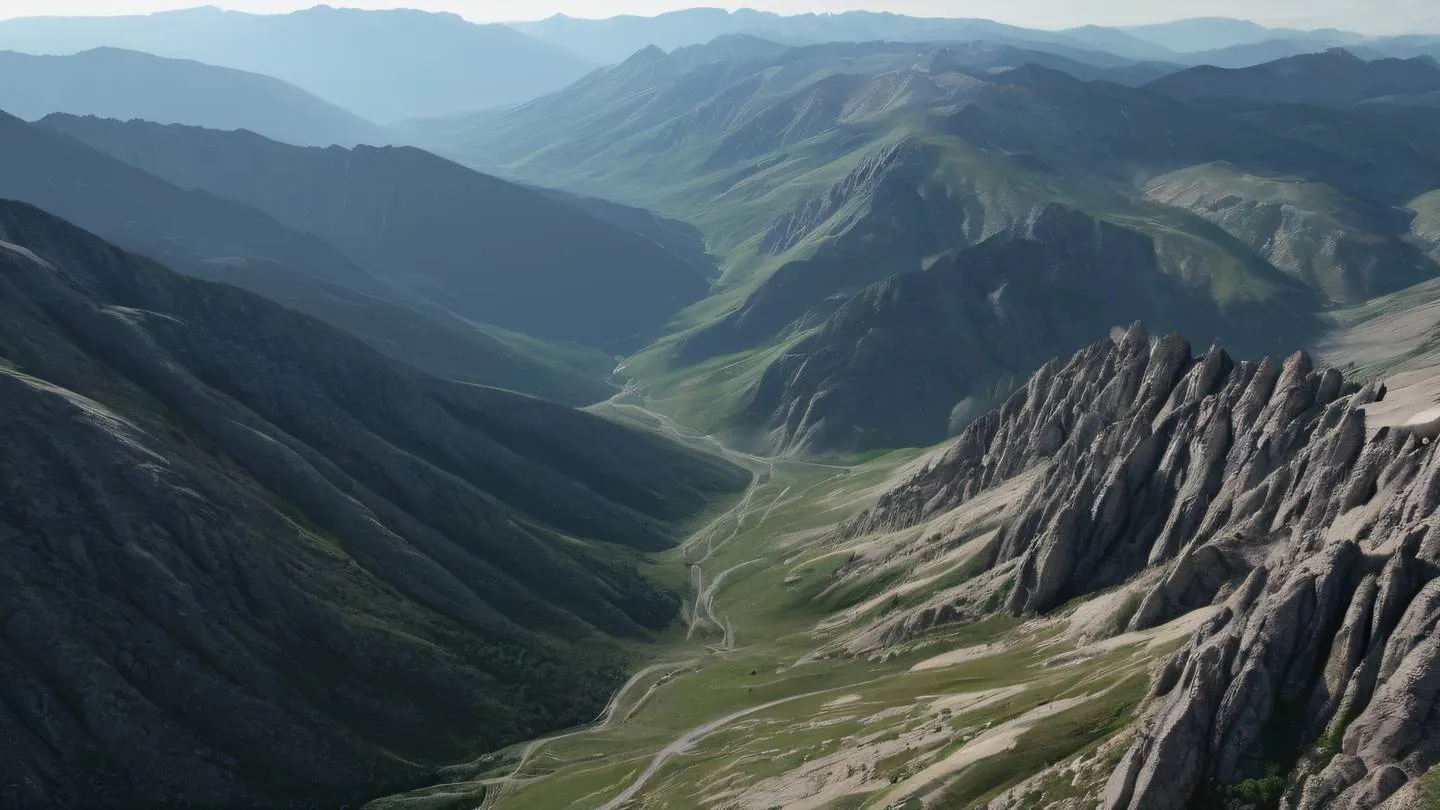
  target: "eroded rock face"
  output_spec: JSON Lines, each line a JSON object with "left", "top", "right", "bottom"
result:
{"left": 850, "top": 322, "right": 1440, "bottom": 807}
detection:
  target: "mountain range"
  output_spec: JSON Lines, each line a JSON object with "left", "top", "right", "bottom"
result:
{"left": 0, "top": 5, "right": 596, "bottom": 122}
{"left": 7, "top": 6, "right": 1440, "bottom": 810}
{"left": 509, "top": 10, "right": 1429, "bottom": 68}
{"left": 2, "top": 6, "right": 1436, "bottom": 131}
{"left": 420, "top": 40, "right": 1440, "bottom": 452}
{"left": 1149, "top": 48, "right": 1440, "bottom": 109}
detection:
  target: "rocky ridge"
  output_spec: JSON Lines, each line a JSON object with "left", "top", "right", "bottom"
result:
{"left": 844, "top": 323, "right": 1440, "bottom": 807}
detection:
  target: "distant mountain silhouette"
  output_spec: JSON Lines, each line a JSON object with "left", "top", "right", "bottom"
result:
{"left": 0, "top": 47, "right": 385, "bottom": 147}
{"left": 510, "top": 9, "right": 1171, "bottom": 65}
{"left": 0, "top": 6, "right": 595, "bottom": 122}
{"left": 1120, "top": 17, "right": 1363, "bottom": 53}
{"left": 1148, "top": 48, "right": 1440, "bottom": 108}
{"left": 507, "top": 10, "right": 1440, "bottom": 71}
{"left": 45, "top": 114, "right": 715, "bottom": 350}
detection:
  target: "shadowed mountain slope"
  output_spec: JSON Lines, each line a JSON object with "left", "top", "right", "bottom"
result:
{"left": 742, "top": 207, "right": 1315, "bottom": 454}
{"left": 0, "top": 111, "right": 612, "bottom": 404}
{"left": 0, "top": 200, "right": 745, "bottom": 810}
{"left": 44, "top": 114, "right": 715, "bottom": 350}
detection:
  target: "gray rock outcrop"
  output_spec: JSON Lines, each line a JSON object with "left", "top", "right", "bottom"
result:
{"left": 849, "top": 322, "right": 1440, "bottom": 807}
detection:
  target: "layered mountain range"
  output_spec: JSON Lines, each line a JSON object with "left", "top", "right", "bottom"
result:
{"left": 0, "top": 5, "right": 595, "bottom": 122}
{"left": 0, "top": 110, "right": 719, "bottom": 405}
{"left": 510, "top": 9, "right": 1433, "bottom": 70}
{"left": 426, "top": 40, "right": 1440, "bottom": 453}
{"left": 42, "top": 114, "right": 713, "bottom": 349}
{"left": 0, "top": 47, "right": 386, "bottom": 147}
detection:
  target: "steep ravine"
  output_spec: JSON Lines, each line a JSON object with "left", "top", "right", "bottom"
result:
{"left": 845, "top": 323, "right": 1440, "bottom": 808}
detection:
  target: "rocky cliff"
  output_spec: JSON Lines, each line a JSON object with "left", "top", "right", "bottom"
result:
{"left": 847, "top": 323, "right": 1440, "bottom": 807}
{"left": 0, "top": 202, "right": 745, "bottom": 809}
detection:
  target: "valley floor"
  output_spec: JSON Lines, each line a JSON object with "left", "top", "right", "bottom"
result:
{"left": 369, "top": 398, "right": 1202, "bottom": 810}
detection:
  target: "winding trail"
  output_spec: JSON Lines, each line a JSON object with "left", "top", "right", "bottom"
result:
{"left": 477, "top": 659, "right": 697, "bottom": 808}
{"left": 484, "top": 392, "right": 855, "bottom": 809}
{"left": 593, "top": 690, "right": 833, "bottom": 810}
{"left": 689, "top": 558, "right": 766, "bottom": 644}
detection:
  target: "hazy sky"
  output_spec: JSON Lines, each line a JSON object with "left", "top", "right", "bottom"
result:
{"left": 0, "top": 1, "right": 1435, "bottom": 34}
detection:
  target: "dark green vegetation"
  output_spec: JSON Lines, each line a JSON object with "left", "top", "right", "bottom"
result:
{"left": 0, "top": 47, "right": 386, "bottom": 147}
{"left": 422, "top": 40, "right": 1440, "bottom": 452}
{"left": 0, "top": 5, "right": 594, "bottom": 122}
{"left": 0, "top": 201, "right": 746, "bottom": 809}
{"left": 45, "top": 114, "right": 714, "bottom": 349}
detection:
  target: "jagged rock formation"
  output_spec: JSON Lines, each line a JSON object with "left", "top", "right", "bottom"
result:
{"left": 0, "top": 202, "right": 746, "bottom": 809}
{"left": 848, "top": 323, "right": 1440, "bottom": 807}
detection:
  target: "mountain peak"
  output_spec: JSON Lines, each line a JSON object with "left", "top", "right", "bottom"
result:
{"left": 623, "top": 44, "right": 668, "bottom": 65}
{"left": 1321, "top": 45, "right": 1365, "bottom": 60}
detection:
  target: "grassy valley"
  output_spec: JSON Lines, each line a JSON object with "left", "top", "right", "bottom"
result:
{"left": 373, "top": 428, "right": 1176, "bottom": 810}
